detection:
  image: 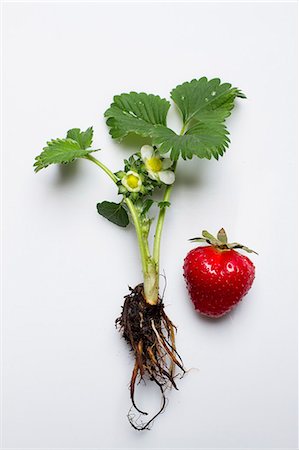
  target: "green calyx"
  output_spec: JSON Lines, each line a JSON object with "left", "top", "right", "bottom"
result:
{"left": 189, "top": 228, "right": 258, "bottom": 254}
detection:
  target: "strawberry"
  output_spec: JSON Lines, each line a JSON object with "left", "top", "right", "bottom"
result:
{"left": 183, "top": 229, "right": 256, "bottom": 318}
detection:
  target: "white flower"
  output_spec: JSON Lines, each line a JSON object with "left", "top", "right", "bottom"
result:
{"left": 121, "top": 170, "right": 142, "bottom": 192}
{"left": 140, "top": 145, "right": 175, "bottom": 185}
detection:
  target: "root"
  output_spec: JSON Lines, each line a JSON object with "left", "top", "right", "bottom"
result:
{"left": 116, "top": 283, "right": 185, "bottom": 430}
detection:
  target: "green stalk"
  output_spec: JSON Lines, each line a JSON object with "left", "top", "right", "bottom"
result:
{"left": 86, "top": 155, "right": 148, "bottom": 270}
{"left": 86, "top": 154, "right": 156, "bottom": 302}
{"left": 85, "top": 154, "right": 118, "bottom": 183}
{"left": 122, "top": 199, "right": 158, "bottom": 304}
{"left": 153, "top": 162, "right": 177, "bottom": 270}
{"left": 153, "top": 124, "right": 186, "bottom": 271}
{"left": 124, "top": 197, "right": 148, "bottom": 275}
{"left": 87, "top": 151, "right": 185, "bottom": 305}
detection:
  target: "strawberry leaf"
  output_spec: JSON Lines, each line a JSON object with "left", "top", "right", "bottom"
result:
{"left": 104, "top": 78, "right": 245, "bottom": 161}
{"left": 104, "top": 92, "right": 170, "bottom": 140}
{"left": 171, "top": 77, "right": 245, "bottom": 125}
{"left": 34, "top": 128, "right": 98, "bottom": 173}
{"left": 156, "top": 77, "right": 245, "bottom": 161}
{"left": 152, "top": 122, "right": 229, "bottom": 160}
{"left": 96, "top": 201, "right": 129, "bottom": 227}
{"left": 141, "top": 199, "right": 154, "bottom": 215}
{"left": 66, "top": 127, "right": 93, "bottom": 149}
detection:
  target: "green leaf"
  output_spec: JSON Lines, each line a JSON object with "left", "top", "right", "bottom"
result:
{"left": 142, "top": 199, "right": 154, "bottom": 215}
{"left": 34, "top": 137, "right": 98, "bottom": 172}
{"left": 115, "top": 170, "right": 126, "bottom": 179}
{"left": 171, "top": 77, "right": 244, "bottom": 125}
{"left": 202, "top": 230, "right": 219, "bottom": 245}
{"left": 217, "top": 228, "right": 228, "bottom": 244}
{"left": 227, "top": 243, "right": 258, "bottom": 255}
{"left": 236, "top": 91, "right": 247, "bottom": 99}
{"left": 96, "top": 201, "right": 129, "bottom": 227}
{"left": 66, "top": 127, "right": 93, "bottom": 149}
{"left": 104, "top": 92, "right": 170, "bottom": 140}
{"left": 104, "top": 78, "right": 244, "bottom": 162}
{"left": 152, "top": 122, "right": 229, "bottom": 160}
{"left": 189, "top": 237, "right": 208, "bottom": 243}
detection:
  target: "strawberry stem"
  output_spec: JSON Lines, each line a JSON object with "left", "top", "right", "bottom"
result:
{"left": 85, "top": 155, "right": 159, "bottom": 303}
{"left": 153, "top": 162, "right": 177, "bottom": 269}
{"left": 153, "top": 124, "right": 186, "bottom": 272}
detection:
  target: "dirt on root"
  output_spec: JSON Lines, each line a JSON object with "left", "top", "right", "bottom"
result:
{"left": 116, "top": 283, "right": 185, "bottom": 430}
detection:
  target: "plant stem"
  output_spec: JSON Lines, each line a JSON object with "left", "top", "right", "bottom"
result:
{"left": 124, "top": 197, "right": 148, "bottom": 275}
{"left": 85, "top": 154, "right": 118, "bottom": 183}
{"left": 152, "top": 124, "right": 186, "bottom": 271}
{"left": 86, "top": 154, "right": 150, "bottom": 280}
{"left": 85, "top": 153, "right": 164, "bottom": 305}
{"left": 153, "top": 162, "right": 177, "bottom": 270}
{"left": 125, "top": 198, "right": 158, "bottom": 304}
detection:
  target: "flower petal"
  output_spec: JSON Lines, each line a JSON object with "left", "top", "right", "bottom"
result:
{"left": 159, "top": 170, "right": 175, "bottom": 185}
{"left": 140, "top": 145, "right": 154, "bottom": 161}
{"left": 126, "top": 170, "right": 139, "bottom": 178}
{"left": 147, "top": 170, "right": 159, "bottom": 181}
{"left": 161, "top": 158, "right": 173, "bottom": 170}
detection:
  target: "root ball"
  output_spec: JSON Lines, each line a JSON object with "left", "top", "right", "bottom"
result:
{"left": 116, "top": 284, "right": 185, "bottom": 430}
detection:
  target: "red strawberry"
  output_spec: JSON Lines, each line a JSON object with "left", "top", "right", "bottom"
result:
{"left": 183, "top": 229, "right": 256, "bottom": 318}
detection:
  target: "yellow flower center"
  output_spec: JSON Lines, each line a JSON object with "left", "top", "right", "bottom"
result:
{"left": 146, "top": 157, "right": 162, "bottom": 172}
{"left": 126, "top": 174, "right": 139, "bottom": 189}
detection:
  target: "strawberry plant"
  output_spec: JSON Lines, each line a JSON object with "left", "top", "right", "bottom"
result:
{"left": 34, "top": 77, "right": 246, "bottom": 430}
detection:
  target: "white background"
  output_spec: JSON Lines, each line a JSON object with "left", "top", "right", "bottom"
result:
{"left": 2, "top": 2, "right": 298, "bottom": 449}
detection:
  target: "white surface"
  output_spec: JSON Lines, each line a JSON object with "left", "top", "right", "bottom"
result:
{"left": 2, "top": 2, "right": 298, "bottom": 449}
